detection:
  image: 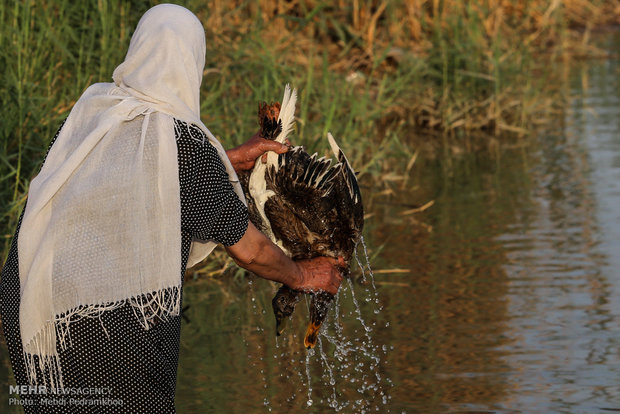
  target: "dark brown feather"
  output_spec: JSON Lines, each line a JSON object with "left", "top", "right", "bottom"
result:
{"left": 240, "top": 100, "right": 364, "bottom": 347}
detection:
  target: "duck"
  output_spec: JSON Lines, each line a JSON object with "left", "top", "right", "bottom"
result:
{"left": 238, "top": 85, "right": 364, "bottom": 349}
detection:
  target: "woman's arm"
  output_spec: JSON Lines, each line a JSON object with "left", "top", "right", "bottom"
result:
{"left": 225, "top": 222, "right": 344, "bottom": 295}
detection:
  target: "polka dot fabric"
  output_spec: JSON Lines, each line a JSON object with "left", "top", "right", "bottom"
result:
{"left": 0, "top": 119, "right": 248, "bottom": 413}
{"left": 176, "top": 120, "right": 248, "bottom": 247}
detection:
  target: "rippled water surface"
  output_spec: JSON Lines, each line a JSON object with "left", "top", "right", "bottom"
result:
{"left": 2, "top": 34, "right": 620, "bottom": 414}
{"left": 178, "top": 38, "right": 620, "bottom": 412}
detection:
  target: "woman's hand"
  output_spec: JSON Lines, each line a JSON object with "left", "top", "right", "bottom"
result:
{"left": 292, "top": 257, "right": 346, "bottom": 295}
{"left": 226, "top": 132, "right": 289, "bottom": 172}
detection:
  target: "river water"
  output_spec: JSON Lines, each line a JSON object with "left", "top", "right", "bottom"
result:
{"left": 177, "top": 37, "right": 620, "bottom": 412}
{"left": 357, "top": 35, "right": 620, "bottom": 412}
{"left": 2, "top": 35, "right": 620, "bottom": 413}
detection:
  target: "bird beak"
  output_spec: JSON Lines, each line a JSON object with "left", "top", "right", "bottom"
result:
{"left": 303, "top": 321, "right": 322, "bottom": 349}
{"left": 275, "top": 317, "right": 288, "bottom": 336}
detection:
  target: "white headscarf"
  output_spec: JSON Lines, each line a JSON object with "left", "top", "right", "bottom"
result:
{"left": 17, "top": 4, "right": 244, "bottom": 388}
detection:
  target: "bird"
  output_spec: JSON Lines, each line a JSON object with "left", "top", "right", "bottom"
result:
{"left": 238, "top": 85, "right": 364, "bottom": 349}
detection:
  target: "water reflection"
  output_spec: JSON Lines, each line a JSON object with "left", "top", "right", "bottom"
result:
{"left": 496, "top": 44, "right": 620, "bottom": 412}
{"left": 2, "top": 34, "right": 620, "bottom": 414}
{"left": 362, "top": 35, "right": 620, "bottom": 413}
{"left": 366, "top": 148, "right": 527, "bottom": 412}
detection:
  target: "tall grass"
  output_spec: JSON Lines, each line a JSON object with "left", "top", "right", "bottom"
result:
{"left": 0, "top": 0, "right": 145, "bottom": 250}
{"left": 1, "top": 0, "right": 618, "bottom": 260}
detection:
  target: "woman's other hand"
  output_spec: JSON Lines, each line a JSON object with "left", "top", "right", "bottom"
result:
{"left": 226, "top": 132, "right": 289, "bottom": 172}
{"left": 292, "top": 257, "right": 346, "bottom": 296}
{"left": 226, "top": 222, "right": 344, "bottom": 296}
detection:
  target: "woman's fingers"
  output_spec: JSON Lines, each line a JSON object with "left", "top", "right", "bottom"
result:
{"left": 258, "top": 139, "right": 288, "bottom": 163}
{"left": 259, "top": 139, "right": 289, "bottom": 154}
{"left": 331, "top": 256, "right": 346, "bottom": 268}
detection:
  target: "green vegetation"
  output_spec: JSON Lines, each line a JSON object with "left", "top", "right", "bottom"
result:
{"left": 1, "top": 0, "right": 618, "bottom": 262}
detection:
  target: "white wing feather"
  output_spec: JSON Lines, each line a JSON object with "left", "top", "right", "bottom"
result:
{"left": 328, "top": 132, "right": 358, "bottom": 202}
{"left": 266, "top": 84, "right": 297, "bottom": 169}
{"left": 275, "top": 84, "right": 297, "bottom": 144}
{"left": 248, "top": 84, "right": 297, "bottom": 251}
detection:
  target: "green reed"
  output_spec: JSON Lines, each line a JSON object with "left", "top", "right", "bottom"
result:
{"left": 0, "top": 0, "right": 155, "bottom": 248}
{"left": 1, "top": 0, "right": 616, "bottom": 261}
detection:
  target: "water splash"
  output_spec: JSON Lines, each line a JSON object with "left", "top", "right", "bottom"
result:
{"left": 247, "top": 278, "right": 272, "bottom": 408}
{"left": 245, "top": 235, "right": 391, "bottom": 411}
{"left": 345, "top": 278, "right": 383, "bottom": 397}
{"left": 355, "top": 236, "right": 382, "bottom": 312}
{"left": 360, "top": 236, "right": 378, "bottom": 293}
{"left": 334, "top": 290, "right": 344, "bottom": 337}
{"left": 318, "top": 337, "right": 339, "bottom": 410}
{"left": 305, "top": 350, "right": 314, "bottom": 406}
{"left": 293, "top": 239, "right": 392, "bottom": 412}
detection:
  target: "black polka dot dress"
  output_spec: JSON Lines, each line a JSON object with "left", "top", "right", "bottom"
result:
{"left": 0, "top": 119, "right": 248, "bottom": 413}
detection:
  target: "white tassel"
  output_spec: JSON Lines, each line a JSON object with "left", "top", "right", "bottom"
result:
{"left": 23, "top": 286, "right": 181, "bottom": 389}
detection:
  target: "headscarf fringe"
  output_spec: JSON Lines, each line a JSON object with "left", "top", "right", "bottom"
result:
{"left": 22, "top": 285, "right": 181, "bottom": 388}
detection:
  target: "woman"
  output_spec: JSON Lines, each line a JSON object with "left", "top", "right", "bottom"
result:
{"left": 0, "top": 4, "right": 342, "bottom": 413}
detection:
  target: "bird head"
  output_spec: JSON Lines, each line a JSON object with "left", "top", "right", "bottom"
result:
{"left": 258, "top": 101, "right": 282, "bottom": 140}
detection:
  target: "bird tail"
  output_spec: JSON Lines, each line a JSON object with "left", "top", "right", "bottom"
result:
{"left": 327, "top": 132, "right": 361, "bottom": 204}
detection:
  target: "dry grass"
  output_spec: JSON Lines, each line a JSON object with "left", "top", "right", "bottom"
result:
{"left": 192, "top": 0, "right": 619, "bottom": 145}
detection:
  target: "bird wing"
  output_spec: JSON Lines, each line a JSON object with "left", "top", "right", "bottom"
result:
{"left": 327, "top": 133, "right": 362, "bottom": 205}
